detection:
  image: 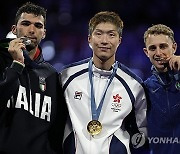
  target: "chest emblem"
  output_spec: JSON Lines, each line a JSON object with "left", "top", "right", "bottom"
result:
{"left": 39, "top": 77, "right": 46, "bottom": 92}
{"left": 74, "top": 91, "right": 82, "bottom": 100}
{"left": 111, "top": 94, "right": 122, "bottom": 112}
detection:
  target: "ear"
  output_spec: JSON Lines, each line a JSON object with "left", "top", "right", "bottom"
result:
{"left": 88, "top": 35, "right": 92, "bottom": 48}
{"left": 88, "top": 35, "right": 91, "bottom": 43}
{"left": 119, "top": 37, "right": 122, "bottom": 43}
{"left": 11, "top": 25, "right": 17, "bottom": 35}
{"left": 172, "top": 42, "right": 177, "bottom": 54}
{"left": 118, "top": 37, "right": 122, "bottom": 45}
{"left": 143, "top": 47, "right": 149, "bottom": 57}
{"left": 41, "top": 29, "right": 46, "bottom": 39}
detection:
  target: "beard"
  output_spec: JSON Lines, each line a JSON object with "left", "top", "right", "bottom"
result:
{"left": 26, "top": 44, "right": 35, "bottom": 52}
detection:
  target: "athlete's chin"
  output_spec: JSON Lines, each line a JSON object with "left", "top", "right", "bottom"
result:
{"left": 153, "top": 63, "right": 166, "bottom": 71}
{"left": 98, "top": 55, "right": 109, "bottom": 61}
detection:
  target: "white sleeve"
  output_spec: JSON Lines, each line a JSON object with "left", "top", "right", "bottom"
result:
{"left": 134, "top": 84, "right": 148, "bottom": 137}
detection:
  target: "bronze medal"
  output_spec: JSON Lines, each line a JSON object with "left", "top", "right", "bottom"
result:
{"left": 87, "top": 120, "right": 102, "bottom": 135}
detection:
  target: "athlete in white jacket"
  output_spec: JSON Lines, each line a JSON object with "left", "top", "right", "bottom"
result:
{"left": 60, "top": 11, "right": 148, "bottom": 154}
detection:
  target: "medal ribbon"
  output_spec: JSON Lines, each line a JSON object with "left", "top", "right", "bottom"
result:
{"left": 88, "top": 59, "right": 118, "bottom": 120}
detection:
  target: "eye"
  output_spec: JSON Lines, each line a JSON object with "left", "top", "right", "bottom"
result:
{"left": 148, "top": 45, "right": 156, "bottom": 51}
{"left": 95, "top": 32, "right": 102, "bottom": 36}
{"left": 21, "top": 21, "right": 31, "bottom": 26}
{"left": 159, "top": 44, "right": 168, "bottom": 50}
{"left": 109, "top": 33, "right": 115, "bottom": 37}
{"left": 34, "top": 23, "right": 44, "bottom": 29}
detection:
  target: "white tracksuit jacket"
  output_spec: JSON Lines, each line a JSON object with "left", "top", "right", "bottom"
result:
{"left": 60, "top": 58, "right": 147, "bottom": 154}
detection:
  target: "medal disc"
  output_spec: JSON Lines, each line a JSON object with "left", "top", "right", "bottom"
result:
{"left": 87, "top": 120, "right": 102, "bottom": 135}
{"left": 175, "top": 81, "right": 180, "bottom": 90}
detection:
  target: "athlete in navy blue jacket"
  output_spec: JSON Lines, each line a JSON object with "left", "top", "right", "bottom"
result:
{"left": 143, "top": 24, "right": 180, "bottom": 154}
{"left": 0, "top": 2, "right": 67, "bottom": 154}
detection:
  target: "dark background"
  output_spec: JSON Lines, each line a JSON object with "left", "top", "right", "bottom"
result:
{"left": 0, "top": 0, "right": 180, "bottom": 80}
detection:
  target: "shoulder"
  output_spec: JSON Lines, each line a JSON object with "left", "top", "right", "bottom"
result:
{"left": 144, "top": 75, "right": 156, "bottom": 88}
{"left": 60, "top": 58, "right": 91, "bottom": 86}
{"left": 62, "top": 58, "right": 90, "bottom": 70}
{"left": 40, "top": 61, "right": 58, "bottom": 77}
{"left": 117, "top": 62, "right": 143, "bottom": 84}
{"left": 60, "top": 58, "right": 90, "bottom": 74}
{"left": 0, "top": 38, "right": 11, "bottom": 56}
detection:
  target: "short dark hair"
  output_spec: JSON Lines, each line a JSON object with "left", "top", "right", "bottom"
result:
{"left": 144, "top": 24, "right": 175, "bottom": 44}
{"left": 15, "top": 2, "right": 47, "bottom": 26}
{"left": 88, "top": 11, "right": 124, "bottom": 37}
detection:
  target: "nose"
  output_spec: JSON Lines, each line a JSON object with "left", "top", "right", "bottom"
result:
{"left": 101, "top": 34, "right": 108, "bottom": 44}
{"left": 155, "top": 47, "right": 162, "bottom": 55}
{"left": 28, "top": 24, "right": 35, "bottom": 34}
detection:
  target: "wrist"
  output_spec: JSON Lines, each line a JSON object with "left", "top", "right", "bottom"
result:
{"left": 13, "top": 60, "right": 25, "bottom": 67}
{"left": 10, "top": 60, "right": 25, "bottom": 74}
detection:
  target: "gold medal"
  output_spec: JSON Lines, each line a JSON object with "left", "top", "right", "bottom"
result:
{"left": 87, "top": 120, "right": 102, "bottom": 135}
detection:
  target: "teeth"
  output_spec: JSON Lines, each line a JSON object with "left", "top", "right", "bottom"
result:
{"left": 155, "top": 58, "right": 161, "bottom": 61}
{"left": 155, "top": 57, "right": 165, "bottom": 61}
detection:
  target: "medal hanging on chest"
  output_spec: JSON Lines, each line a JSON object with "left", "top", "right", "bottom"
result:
{"left": 87, "top": 59, "right": 118, "bottom": 136}
{"left": 175, "top": 81, "right": 180, "bottom": 90}
{"left": 174, "top": 73, "right": 180, "bottom": 90}
{"left": 87, "top": 120, "right": 102, "bottom": 135}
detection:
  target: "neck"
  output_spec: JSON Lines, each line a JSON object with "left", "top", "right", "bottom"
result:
{"left": 28, "top": 47, "right": 38, "bottom": 60}
{"left": 155, "top": 66, "right": 168, "bottom": 73}
{"left": 93, "top": 56, "right": 115, "bottom": 70}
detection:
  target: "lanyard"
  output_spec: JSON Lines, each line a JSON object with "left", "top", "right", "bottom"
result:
{"left": 88, "top": 59, "right": 118, "bottom": 120}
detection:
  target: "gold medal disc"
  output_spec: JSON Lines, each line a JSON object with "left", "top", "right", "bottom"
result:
{"left": 87, "top": 120, "right": 102, "bottom": 135}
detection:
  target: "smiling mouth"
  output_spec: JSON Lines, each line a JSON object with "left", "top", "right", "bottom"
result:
{"left": 99, "top": 47, "right": 110, "bottom": 50}
{"left": 153, "top": 54, "right": 167, "bottom": 61}
{"left": 154, "top": 57, "right": 164, "bottom": 61}
{"left": 154, "top": 57, "right": 169, "bottom": 66}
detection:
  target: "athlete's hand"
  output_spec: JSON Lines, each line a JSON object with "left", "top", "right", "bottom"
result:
{"left": 166, "top": 55, "right": 180, "bottom": 71}
{"left": 8, "top": 38, "right": 26, "bottom": 64}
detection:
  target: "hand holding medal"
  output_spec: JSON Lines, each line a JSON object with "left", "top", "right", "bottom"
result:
{"left": 160, "top": 55, "right": 180, "bottom": 90}
{"left": 166, "top": 55, "right": 180, "bottom": 90}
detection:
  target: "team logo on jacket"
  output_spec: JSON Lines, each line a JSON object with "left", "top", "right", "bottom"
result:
{"left": 111, "top": 94, "right": 122, "bottom": 112}
{"left": 74, "top": 91, "right": 82, "bottom": 100}
{"left": 39, "top": 77, "right": 46, "bottom": 92}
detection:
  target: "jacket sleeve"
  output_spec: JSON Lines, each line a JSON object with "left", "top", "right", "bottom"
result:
{"left": 130, "top": 83, "right": 150, "bottom": 153}
{"left": 134, "top": 83, "right": 147, "bottom": 137}
{"left": 0, "top": 59, "right": 24, "bottom": 108}
{"left": 48, "top": 73, "right": 68, "bottom": 154}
